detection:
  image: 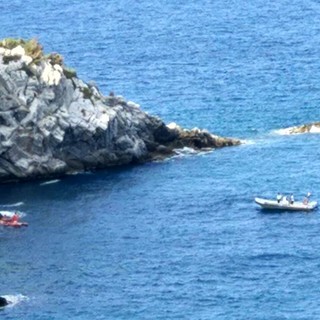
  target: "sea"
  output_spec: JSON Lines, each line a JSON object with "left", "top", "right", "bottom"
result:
{"left": 1, "top": 0, "right": 320, "bottom": 319}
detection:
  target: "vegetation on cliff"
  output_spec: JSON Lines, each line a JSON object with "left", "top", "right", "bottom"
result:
{"left": 0, "top": 38, "right": 77, "bottom": 79}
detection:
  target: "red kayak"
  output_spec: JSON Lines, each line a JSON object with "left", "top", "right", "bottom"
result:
{"left": 0, "top": 213, "right": 28, "bottom": 228}
{"left": 0, "top": 220, "right": 28, "bottom": 227}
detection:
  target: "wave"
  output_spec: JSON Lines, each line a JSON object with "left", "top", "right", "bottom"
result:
{"left": 163, "top": 142, "right": 254, "bottom": 161}
{"left": 239, "top": 139, "right": 256, "bottom": 145}
{"left": 2, "top": 202, "right": 24, "bottom": 208}
{"left": 154, "top": 147, "right": 213, "bottom": 163}
{"left": 273, "top": 128, "right": 298, "bottom": 135}
{"left": 173, "top": 146, "right": 213, "bottom": 157}
{"left": 40, "top": 179, "right": 60, "bottom": 186}
{"left": 1, "top": 294, "right": 28, "bottom": 308}
{"left": 175, "top": 146, "right": 204, "bottom": 155}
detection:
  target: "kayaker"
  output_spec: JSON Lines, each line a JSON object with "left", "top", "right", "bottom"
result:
{"left": 0, "top": 212, "right": 19, "bottom": 224}
{"left": 11, "top": 212, "right": 19, "bottom": 222}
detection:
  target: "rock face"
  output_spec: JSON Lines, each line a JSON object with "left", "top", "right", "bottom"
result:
{"left": 0, "top": 38, "right": 240, "bottom": 183}
{"left": 276, "top": 122, "right": 320, "bottom": 135}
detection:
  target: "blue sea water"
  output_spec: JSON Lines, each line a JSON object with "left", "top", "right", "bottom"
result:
{"left": 1, "top": 0, "right": 320, "bottom": 319}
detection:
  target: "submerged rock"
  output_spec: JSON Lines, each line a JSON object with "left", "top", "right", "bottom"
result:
{"left": 276, "top": 122, "right": 320, "bottom": 135}
{"left": 0, "top": 38, "right": 240, "bottom": 183}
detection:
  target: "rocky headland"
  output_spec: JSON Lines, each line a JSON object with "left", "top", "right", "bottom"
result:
{"left": 0, "top": 38, "right": 240, "bottom": 183}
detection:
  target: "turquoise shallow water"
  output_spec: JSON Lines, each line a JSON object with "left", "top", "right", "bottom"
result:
{"left": 1, "top": 1, "right": 320, "bottom": 319}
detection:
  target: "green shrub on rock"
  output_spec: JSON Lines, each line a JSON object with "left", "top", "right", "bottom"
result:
{"left": 63, "top": 67, "right": 77, "bottom": 79}
{"left": 81, "top": 86, "right": 93, "bottom": 99}
{"left": 0, "top": 38, "right": 24, "bottom": 49}
{"left": 0, "top": 38, "right": 44, "bottom": 65}
{"left": 23, "top": 39, "right": 43, "bottom": 62}
{"left": 47, "top": 53, "right": 64, "bottom": 66}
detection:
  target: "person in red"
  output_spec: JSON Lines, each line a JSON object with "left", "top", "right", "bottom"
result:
{"left": 10, "top": 212, "right": 19, "bottom": 223}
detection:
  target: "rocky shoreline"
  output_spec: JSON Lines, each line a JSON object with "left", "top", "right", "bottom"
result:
{"left": 0, "top": 38, "right": 240, "bottom": 183}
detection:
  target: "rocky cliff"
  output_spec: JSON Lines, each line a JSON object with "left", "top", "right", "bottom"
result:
{"left": 0, "top": 38, "right": 240, "bottom": 182}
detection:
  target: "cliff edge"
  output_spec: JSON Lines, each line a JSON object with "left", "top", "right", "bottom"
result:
{"left": 0, "top": 38, "right": 240, "bottom": 182}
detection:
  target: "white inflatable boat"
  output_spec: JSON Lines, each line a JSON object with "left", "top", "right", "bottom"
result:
{"left": 254, "top": 197, "right": 318, "bottom": 212}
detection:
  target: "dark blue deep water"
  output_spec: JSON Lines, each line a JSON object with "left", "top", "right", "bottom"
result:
{"left": 1, "top": 0, "right": 320, "bottom": 319}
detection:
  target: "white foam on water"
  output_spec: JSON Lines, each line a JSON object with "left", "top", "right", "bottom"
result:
{"left": 1, "top": 294, "right": 28, "bottom": 308}
{"left": 174, "top": 147, "right": 200, "bottom": 155}
{"left": 240, "top": 139, "right": 256, "bottom": 145}
{"left": 40, "top": 179, "right": 60, "bottom": 186}
{"left": 157, "top": 143, "right": 254, "bottom": 162}
{"left": 170, "top": 147, "right": 214, "bottom": 159}
{"left": 67, "top": 170, "right": 92, "bottom": 176}
{"left": 154, "top": 147, "right": 213, "bottom": 162}
{"left": 272, "top": 128, "right": 294, "bottom": 135}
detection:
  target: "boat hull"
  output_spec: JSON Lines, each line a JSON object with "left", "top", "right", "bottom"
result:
{"left": 255, "top": 197, "right": 318, "bottom": 212}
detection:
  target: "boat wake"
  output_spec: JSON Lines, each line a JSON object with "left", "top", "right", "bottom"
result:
{"left": 1, "top": 294, "right": 28, "bottom": 308}
{"left": 2, "top": 202, "right": 24, "bottom": 208}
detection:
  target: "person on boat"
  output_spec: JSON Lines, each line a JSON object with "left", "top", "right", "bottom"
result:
{"left": 303, "top": 192, "right": 311, "bottom": 205}
{"left": 276, "top": 193, "right": 282, "bottom": 203}
{"left": 290, "top": 194, "right": 294, "bottom": 204}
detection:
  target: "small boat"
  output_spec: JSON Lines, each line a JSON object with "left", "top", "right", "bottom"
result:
{"left": 255, "top": 197, "right": 318, "bottom": 212}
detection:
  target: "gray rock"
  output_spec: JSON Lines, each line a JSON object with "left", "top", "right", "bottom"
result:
{"left": 0, "top": 39, "right": 241, "bottom": 183}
